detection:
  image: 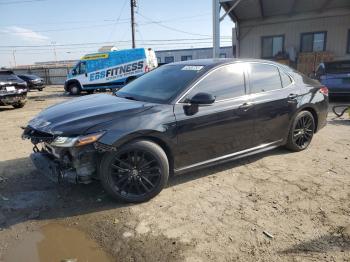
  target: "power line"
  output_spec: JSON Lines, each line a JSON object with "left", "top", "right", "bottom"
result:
{"left": 0, "top": 37, "right": 231, "bottom": 48}
{"left": 136, "top": 12, "right": 212, "bottom": 37}
{"left": 0, "top": 41, "right": 233, "bottom": 54}
{"left": 107, "top": 0, "right": 128, "bottom": 42}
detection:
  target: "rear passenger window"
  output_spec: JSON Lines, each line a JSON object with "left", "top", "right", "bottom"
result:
{"left": 249, "top": 63, "right": 282, "bottom": 93}
{"left": 187, "top": 64, "right": 245, "bottom": 101}
{"left": 280, "top": 71, "right": 292, "bottom": 87}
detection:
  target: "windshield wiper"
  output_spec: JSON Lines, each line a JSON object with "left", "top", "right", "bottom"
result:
{"left": 123, "top": 96, "right": 139, "bottom": 101}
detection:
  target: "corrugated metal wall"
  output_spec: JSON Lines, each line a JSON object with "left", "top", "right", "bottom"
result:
{"left": 238, "top": 9, "right": 350, "bottom": 60}
{"left": 10, "top": 66, "right": 72, "bottom": 85}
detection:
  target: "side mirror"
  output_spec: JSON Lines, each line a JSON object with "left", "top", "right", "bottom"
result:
{"left": 72, "top": 69, "right": 77, "bottom": 76}
{"left": 190, "top": 92, "right": 215, "bottom": 105}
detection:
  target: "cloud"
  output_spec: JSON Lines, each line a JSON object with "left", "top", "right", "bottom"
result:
{"left": 1, "top": 26, "right": 49, "bottom": 42}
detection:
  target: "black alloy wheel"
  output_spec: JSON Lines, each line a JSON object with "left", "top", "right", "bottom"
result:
{"left": 286, "top": 111, "right": 315, "bottom": 151}
{"left": 100, "top": 140, "right": 169, "bottom": 203}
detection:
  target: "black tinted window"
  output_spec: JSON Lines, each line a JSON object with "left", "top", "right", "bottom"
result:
{"left": 280, "top": 70, "right": 292, "bottom": 87}
{"left": 186, "top": 64, "right": 245, "bottom": 101}
{"left": 117, "top": 64, "right": 205, "bottom": 103}
{"left": 249, "top": 63, "right": 282, "bottom": 93}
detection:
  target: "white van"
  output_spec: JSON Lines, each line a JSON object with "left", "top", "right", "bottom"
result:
{"left": 64, "top": 48, "right": 158, "bottom": 95}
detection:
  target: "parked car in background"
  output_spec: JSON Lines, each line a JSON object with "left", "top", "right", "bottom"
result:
{"left": 64, "top": 48, "right": 158, "bottom": 95}
{"left": 18, "top": 74, "right": 45, "bottom": 91}
{"left": 315, "top": 60, "right": 350, "bottom": 96}
{"left": 23, "top": 59, "right": 328, "bottom": 203}
{"left": 0, "top": 70, "right": 27, "bottom": 108}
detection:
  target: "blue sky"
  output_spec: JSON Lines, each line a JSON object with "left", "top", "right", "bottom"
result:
{"left": 0, "top": 0, "right": 234, "bottom": 67}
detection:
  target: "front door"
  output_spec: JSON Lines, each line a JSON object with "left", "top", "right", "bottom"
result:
{"left": 173, "top": 63, "right": 255, "bottom": 170}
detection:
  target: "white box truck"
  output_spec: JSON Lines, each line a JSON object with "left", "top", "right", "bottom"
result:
{"left": 64, "top": 48, "right": 158, "bottom": 95}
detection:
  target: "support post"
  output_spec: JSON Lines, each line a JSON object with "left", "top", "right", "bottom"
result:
{"left": 131, "top": 0, "right": 136, "bottom": 48}
{"left": 213, "top": 0, "right": 221, "bottom": 58}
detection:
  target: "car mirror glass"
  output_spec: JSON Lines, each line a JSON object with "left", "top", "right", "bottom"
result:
{"left": 190, "top": 92, "right": 215, "bottom": 105}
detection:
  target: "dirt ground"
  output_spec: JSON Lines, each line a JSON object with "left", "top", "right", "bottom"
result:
{"left": 0, "top": 86, "right": 349, "bottom": 262}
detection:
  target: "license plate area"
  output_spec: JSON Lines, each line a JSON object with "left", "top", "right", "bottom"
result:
{"left": 5, "top": 86, "right": 16, "bottom": 92}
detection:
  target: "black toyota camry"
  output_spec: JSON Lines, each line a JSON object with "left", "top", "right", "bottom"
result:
{"left": 23, "top": 59, "right": 329, "bottom": 203}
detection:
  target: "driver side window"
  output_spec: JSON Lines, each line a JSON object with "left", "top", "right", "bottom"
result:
{"left": 185, "top": 64, "right": 246, "bottom": 102}
{"left": 78, "top": 62, "right": 87, "bottom": 74}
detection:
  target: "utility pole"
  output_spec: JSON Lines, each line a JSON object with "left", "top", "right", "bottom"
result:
{"left": 12, "top": 49, "right": 17, "bottom": 68}
{"left": 130, "top": 0, "right": 136, "bottom": 48}
{"left": 51, "top": 41, "right": 57, "bottom": 66}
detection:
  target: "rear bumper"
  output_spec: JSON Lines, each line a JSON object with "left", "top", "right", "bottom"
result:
{"left": 29, "top": 83, "right": 45, "bottom": 89}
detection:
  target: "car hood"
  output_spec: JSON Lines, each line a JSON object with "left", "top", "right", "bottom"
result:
{"left": 28, "top": 94, "right": 153, "bottom": 136}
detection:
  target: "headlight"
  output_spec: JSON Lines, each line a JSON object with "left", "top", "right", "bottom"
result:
{"left": 51, "top": 131, "right": 105, "bottom": 147}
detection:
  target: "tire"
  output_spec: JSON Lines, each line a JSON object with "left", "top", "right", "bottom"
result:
{"left": 286, "top": 111, "right": 315, "bottom": 152}
{"left": 12, "top": 100, "right": 26, "bottom": 108}
{"left": 99, "top": 140, "right": 169, "bottom": 203}
{"left": 86, "top": 90, "right": 94, "bottom": 94}
{"left": 38, "top": 88, "right": 43, "bottom": 91}
{"left": 68, "top": 83, "right": 81, "bottom": 95}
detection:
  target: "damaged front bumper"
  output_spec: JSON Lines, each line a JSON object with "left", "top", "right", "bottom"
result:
{"left": 30, "top": 147, "right": 98, "bottom": 184}
{"left": 23, "top": 126, "right": 114, "bottom": 185}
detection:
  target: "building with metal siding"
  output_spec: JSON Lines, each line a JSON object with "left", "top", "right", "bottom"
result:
{"left": 155, "top": 46, "right": 235, "bottom": 64}
{"left": 222, "top": 0, "right": 350, "bottom": 61}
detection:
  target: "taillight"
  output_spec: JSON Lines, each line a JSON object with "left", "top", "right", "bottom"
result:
{"left": 319, "top": 86, "right": 329, "bottom": 96}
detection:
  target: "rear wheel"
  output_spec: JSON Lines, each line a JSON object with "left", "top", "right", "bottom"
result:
{"left": 86, "top": 90, "right": 94, "bottom": 94}
{"left": 99, "top": 140, "right": 169, "bottom": 203}
{"left": 286, "top": 111, "right": 315, "bottom": 151}
{"left": 38, "top": 88, "right": 43, "bottom": 91}
{"left": 12, "top": 100, "right": 26, "bottom": 108}
{"left": 68, "top": 83, "right": 81, "bottom": 95}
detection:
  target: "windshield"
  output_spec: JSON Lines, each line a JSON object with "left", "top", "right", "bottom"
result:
{"left": 25, "top": 75, "right": 39, "bottom": 80}
{"left": 116, "top": 64, "right": 206, "bottom": 103}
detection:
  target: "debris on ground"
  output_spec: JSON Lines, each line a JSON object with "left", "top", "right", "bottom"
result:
{"left": 263, "top": 231, "right": 274, "bottom": 239}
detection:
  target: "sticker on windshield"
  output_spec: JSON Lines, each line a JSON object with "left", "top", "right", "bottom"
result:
{"left": 181, "top": 66, "right": 204, "bottom": 71}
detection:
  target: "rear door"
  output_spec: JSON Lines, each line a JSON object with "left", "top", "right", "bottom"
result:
{"left": 174, "top": 63, "right": 255, "bottom": 169}
{"left": 246, "top": 62, "right": 298, "bottom": 146}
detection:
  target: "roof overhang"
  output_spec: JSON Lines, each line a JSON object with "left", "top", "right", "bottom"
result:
{"left": 222, "top": 0, "right": 350, "bottom": 22}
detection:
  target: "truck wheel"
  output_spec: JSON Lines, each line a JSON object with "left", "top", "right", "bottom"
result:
{"left": 286, "top": 111, "right": 315, "bottom": 151}
{"left": 12, "top": 100, "right": 26, "bottom": 108}
{"left": 99, "top": 140, "right": 169, "bottom": 203}
{"left": 68, "top": 83, "right": 81, "bottom": 95}
{"left": 86, "top": 90, "right": 94, "bottom": 94}
{"left": 38, "top": 88, "right": 43, "bottom": 91}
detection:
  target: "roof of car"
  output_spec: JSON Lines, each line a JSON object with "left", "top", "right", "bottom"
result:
{"left": 169, "top": 58, "right": 293, "bottom": 71}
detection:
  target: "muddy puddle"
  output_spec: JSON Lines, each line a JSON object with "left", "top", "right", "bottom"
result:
{"left": 3, "top": 223, "right": 113, "bottom": 262}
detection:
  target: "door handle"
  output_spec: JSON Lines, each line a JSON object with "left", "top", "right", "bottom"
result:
{"left": 239, "top": 102, "right": 254, "bottom": 111}
{"left": 288, "top": 93, "right": 298, "bottom": 99}
{"left": 287, "top": 93, "right": 298, "bottom": 104}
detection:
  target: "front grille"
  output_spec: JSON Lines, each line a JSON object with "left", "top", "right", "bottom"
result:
{"left": 23, "top": 126, "right": 55, "bottom": 144}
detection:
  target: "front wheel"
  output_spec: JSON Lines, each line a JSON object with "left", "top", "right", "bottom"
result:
{"left": 68, "top": 83, "right": 81, "bottom": 95}
{"left": 12, "top": 100, "right": 26, "bottom": 108}
{"left": 286, "top": 111, "right": 315, "bottom": 151}
{"left": 99, "top": 140, "right": 169, "bottom": 203}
